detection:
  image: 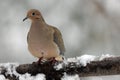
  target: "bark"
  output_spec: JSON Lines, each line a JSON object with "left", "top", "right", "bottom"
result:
{"left": 1, "top": 57, "right": 120, "bottom": 80}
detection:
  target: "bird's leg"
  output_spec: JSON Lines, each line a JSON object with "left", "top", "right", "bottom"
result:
{"left": 38, "top": 57, "right": 43, "bottom": 64}
{"left": 37, "top": 52, "right": 45, "bottom": 64}
{"left": 49, "top": 57, "right": 58, "bottom": 64}
{"left": 32, "top": 57, "right": 43, "bottom": 65}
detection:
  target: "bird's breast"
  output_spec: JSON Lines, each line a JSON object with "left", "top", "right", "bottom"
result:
{"left": 27, "top": 27, "right": 59, "bottom": 59}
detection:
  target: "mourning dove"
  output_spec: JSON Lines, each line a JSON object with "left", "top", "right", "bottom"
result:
{"left": 23, "top": 9, "right": 65, "bottom": 61}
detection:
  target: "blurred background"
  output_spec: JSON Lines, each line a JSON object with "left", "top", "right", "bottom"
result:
{"left": 1, "top": 0, "right": 120, "bottom": 79}
{"left": 0, "top": 0, "right": 120, "bottom": 64}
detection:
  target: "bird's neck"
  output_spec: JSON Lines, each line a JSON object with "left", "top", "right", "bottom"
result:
{"left": 31, "top": 20, "right": 48, "bottom": 33}
{"left": 32, "top": 19, "right": 46, "bottom": 27}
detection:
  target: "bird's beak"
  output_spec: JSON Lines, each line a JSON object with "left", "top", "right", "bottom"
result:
{"left": 23, "top": 17, "right": 28, "bottom": 21}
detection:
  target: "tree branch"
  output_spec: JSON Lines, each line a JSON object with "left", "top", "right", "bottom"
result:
{"left": 16, "top": 57, "right": 120, "bottom": 77}
{"left": 0, "top": 56, "right": 120, "bottom": 80}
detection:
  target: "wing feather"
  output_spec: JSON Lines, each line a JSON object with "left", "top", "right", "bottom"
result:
{"left": 50, "top": 26, "right": 65, "bottom": 55}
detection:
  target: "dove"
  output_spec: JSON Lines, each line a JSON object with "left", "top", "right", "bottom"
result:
{"left": 23, "top": 9, "right": 65, "bottom": 62}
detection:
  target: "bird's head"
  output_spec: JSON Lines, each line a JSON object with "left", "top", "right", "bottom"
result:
{"left": 23, "top": 9, "right": 44, "bottom": 22}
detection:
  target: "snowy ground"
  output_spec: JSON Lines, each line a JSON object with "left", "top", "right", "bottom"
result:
{"left": 0, "top": 54, "right": 116, "bottom": 80}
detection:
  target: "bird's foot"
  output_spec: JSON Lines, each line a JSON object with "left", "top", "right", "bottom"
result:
{"left": 32, "top": 57, "right": 44, "bottom": 65}
{"left": 49, "top": 57, "right": 58, "bottom": 65}
{"left": 36, "top": 57, "right": 44, "bottom": 65}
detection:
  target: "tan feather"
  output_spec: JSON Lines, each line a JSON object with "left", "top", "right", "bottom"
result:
{"left": 49, "top": 26, "right": 65, "bottom": 55}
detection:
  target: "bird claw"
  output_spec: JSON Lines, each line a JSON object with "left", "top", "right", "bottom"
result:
{"left": 36, "top": 57, "right": 44, "bottom": 65}
{"left": 48, "top": 57, "right": 58, "bottom": 65}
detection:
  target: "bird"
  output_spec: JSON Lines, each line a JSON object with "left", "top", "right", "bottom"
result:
{"left": 23, "top": 9, "right": 65, "bottom": 62}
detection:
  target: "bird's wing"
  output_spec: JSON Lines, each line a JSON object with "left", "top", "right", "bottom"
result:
{"left": 50, "top": 26, "right": 65, "bottom": 55}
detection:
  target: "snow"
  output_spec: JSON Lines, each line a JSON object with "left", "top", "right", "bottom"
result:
{"left": 77, "top": 55, "right": 96, "bottom": 66}
{"left": 0, "top": 63, "right": 45, "bottom": 80}
{"left": 66, "top": 54, "right": 97, "bottom": 67}
{"left": 0, "top": 75, "right": 6, "bottom": 80}
{"left": 54, "top": 62, "right": 64, "bottom": 70}
{"left": 67, "top": 54, "right": 114, "bottom": 66}
{"left": 55, "top": 54, "right": 115, "bottom": 70}
{"left": 62, "top": 73, "right": 80, "bottom": 80}
{"left": 0, "top": 54, "right": 116, "bottom": 80}
{"left": 99, "top": 54, "right": 114, "bottom": 60}
{"left": 19, "top": 73, "right": 45, "bottom": 80}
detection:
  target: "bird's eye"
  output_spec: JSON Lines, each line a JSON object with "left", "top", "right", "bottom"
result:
{"left": 32, "top": 13, "right": 35, "bottom": 16}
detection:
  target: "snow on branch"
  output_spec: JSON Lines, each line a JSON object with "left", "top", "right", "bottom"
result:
{"left": 0, "top": 54, "right": 120, "bottom": 80}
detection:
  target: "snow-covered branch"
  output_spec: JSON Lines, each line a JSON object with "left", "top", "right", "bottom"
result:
{"left": 0, "top": 54, "right": 120, "bottom": 80}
